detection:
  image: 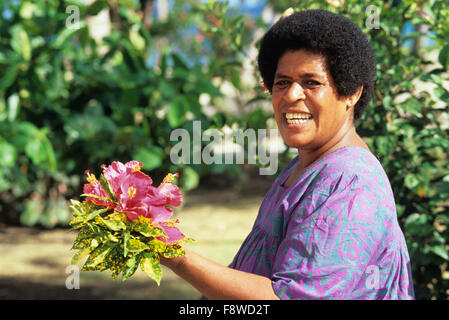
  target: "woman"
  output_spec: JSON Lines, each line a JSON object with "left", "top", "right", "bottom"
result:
{"left": 160, "top": 9, "right": 415, "bottom": 300}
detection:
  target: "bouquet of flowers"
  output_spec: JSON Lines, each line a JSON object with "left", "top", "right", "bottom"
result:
{"left": 69, "top": 160, "right": 193, "bottom": 284}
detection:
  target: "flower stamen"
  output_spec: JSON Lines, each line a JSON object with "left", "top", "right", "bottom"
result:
{"left": 85, "top": 170, "right": 99, "bottom": 185}
{"left": 132, "top": 165, "right": 141, "bottom": 172}
{"left": 127, "top": 186, "right": 137, "bottom": 199}
{"left": 163, "top": 172, "right": 179, "bottom": 184}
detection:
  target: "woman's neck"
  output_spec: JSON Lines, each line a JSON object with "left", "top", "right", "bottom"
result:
{"left": 296, "top": 126, "right": 369, "bottom": 171}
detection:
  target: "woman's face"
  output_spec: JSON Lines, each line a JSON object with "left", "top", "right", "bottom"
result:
{"left": 271, "top": 49, "right": 356, "bottom": 151}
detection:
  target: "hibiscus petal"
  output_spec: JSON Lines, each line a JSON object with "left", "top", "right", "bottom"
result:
{"left": 118, "top": 171, "right": 154, "bottom": 203}
{"left": 148, "top": 205, "right": 173, "bottom": 223}
{"left": 125, "top": 160, "right": 144, "bottom": 173}
{"left": 146, "top": 186, "right": 169, "bottom": 206}
{"left": 104, "top": 161, "right": 126, "bottom": 180}
{"left": 159, "top": 224, "right": 185, "bottom": 243}
{"left": 158, "top": 183, "right": 183, "bottom": 207}
{"left": 83, "top": 183, "right": 113, "bottom": 208}
{"left": 118, "top": 200, "right": 149, "bottom": 221}
{"left": 123, "top": 210, "right": 140, "bottom": 222}
{"left": 124, "top": 160, "right": 153, "bottom": 185}
{"left": 103, "top": 161, "right": 127, "bottom": 197}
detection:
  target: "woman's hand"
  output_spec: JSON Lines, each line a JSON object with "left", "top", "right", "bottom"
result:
{"left": 159, "top": 248, "right": 280, "bottom": 300}
{"left": 159, "top": 252, "right": 185, "bottom": 270}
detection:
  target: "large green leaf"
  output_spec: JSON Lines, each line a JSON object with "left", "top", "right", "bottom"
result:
{"left": 51, "top": 21, "right": 87, "bottom": 49}
{"left": 167, "top": 97, "right": 188, "bottom": 128}
{"left": 6, "top": 93, "right": 20, "bottom": 122}
{"left": 20, "top": 197, "right": 44, "bottom": 227}
{"left": 0, "top": 141, "right": 17, "bottom": 168}
{"left": 438, "top": 44, "right": 449, "bottom": 69}
{"left": 133, "top": 146, "right": 164, "bottom": 171}
{"left": 10, "top": 24, "right": 31, "bottom": 62}
{"left": 86, "top": 0, "right": 109, "bottom": 16}
{"left": 429, "top": 244, "right": 449, "bottom": 261}
{"left": 15, "top": 122, "right": 58, "bottom": 171}
{"left": 404, "top": 213, "right": 434, "bottom": 237}
{"left": 181, "top": 166, "right": 200, "bottom": 191}
{"left": 0, "top": 61, "right": 20, "bottom": 91}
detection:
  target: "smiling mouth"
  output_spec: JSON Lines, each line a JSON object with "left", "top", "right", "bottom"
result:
{"left": 284, "top": 112, "right": 313, "bottom": 124}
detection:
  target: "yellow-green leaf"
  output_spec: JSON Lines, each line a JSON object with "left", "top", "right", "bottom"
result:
{"left": 83, "top": 244, "right": 112, "bottom": 269}
{"left": 106, "top": 211, "right": 128, "bottom": 223}
{"left": 128, "top": 238, "right": 148, "bottom": 253}
{"left": 100, "top": 174, "right": 117, "bottom": 202}
{"left": 71, "top": 237, "right": 90, "bottom": 249}
{"left": 71, "top": 247, "right": 90, "bottom": 264}
{"left": 84, "top": 207, "right": 109, "bottom": 222}
{"left": 162, "top": 244, "right": 185, "bottom": 259}
{"left": 100, "top": 216, "right": 127, "bottom": 231}
{"left": 69, "top": 199, "right": 84, "bottom": 216}
{"left": 106, "top": 247, "right": 127, "bottom": 279}
{"left": 122, "top": 255, "right": 140, "bottom": 281}
{"left": 133, "top": 222, "right": 166, "bottom": 238}
{"left": 133, "top": 216, "right": 166, "bottom": 238}
{"left": 69, "top": 215, "right": 85, "bottom": 227}
{"left": 147, "top": 238, "right": 167, "bottom": 253}
{"left": 179, "top": 237, "right": 196, "bottom": 244}
{"left": 140, "top": 252, "right": 162, "bottom": 286}
{"left": 80, "top": 193, "right": 112, "bottom": 204}
{"left": 123, "top": 230, "right": 130, "bottom": 257}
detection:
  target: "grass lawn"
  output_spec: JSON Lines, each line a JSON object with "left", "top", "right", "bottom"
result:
{"left": 0, "top": 186, "right": 266, "bottom": 299}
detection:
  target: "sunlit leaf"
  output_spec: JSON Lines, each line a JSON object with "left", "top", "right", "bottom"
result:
{"left": 140, "top": 252, "right": 162, "bottom": 285}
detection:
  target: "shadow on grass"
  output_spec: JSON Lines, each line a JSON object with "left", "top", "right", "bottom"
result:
{"left": 0, "top": 275, "right": 201, "bottom": 300}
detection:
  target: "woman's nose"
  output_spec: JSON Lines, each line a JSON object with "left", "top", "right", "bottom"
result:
{"left": 283, "top": 82, "right": 305, "bottom": 102}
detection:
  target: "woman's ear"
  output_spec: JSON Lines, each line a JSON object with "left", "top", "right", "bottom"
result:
{"left": 345, "top": 85, "right": 364, "bottom": 110}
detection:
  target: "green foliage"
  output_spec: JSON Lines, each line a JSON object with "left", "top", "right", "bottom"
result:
{"left": 0, "top": 0, "right": 259, "bottom": 226}
{"left": 69, "top": 199, "right": 190, "bottom": 284}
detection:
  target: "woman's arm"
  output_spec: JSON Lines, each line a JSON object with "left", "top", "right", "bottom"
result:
{"left": 160, "top": 248, "right": 280, "bottom": 300}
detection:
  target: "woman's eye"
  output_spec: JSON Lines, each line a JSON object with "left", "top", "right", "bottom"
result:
{"left": 305, "top": 80, "right": 321, "bottom": 87}
{"left": 274, "top": 80, "right": 290, "bottom": 88}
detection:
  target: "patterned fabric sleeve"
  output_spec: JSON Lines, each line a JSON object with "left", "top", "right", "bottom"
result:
{"left": 271, "top": 174, "right": 387, "bottom": 299}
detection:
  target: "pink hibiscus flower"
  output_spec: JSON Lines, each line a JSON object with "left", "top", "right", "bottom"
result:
{"left": 84, "top": 160, "right": 185, "bottom": 243}
{"left": 122, "top": 172, "right": 185, "bottom": 243}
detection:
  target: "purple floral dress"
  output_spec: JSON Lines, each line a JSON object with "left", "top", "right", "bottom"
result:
{"left": 230, "top": 146, "right": 414, "bottom": 299}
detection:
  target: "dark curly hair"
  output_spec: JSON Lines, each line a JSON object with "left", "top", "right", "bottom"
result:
{"left": 258, "top": 9, "right": 376, "bottom": 120}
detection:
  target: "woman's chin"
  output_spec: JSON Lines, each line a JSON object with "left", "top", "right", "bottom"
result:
{"left": 280, "top": 133, "right": 312, "bottom": 150}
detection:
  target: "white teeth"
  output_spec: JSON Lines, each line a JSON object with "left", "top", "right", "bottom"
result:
{"left": 286, "top": 119, "right": 311, "bottom": 124}
{"left": 285, "top": 113, "right": 312, "bottom": 124}
{"left": 285, "top": 112, "right": 312, "bottom": 120}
